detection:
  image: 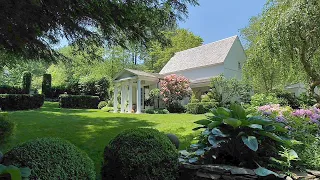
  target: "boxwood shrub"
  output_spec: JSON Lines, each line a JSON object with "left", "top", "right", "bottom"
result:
{"left": 1, "top": 138, "right": 95, "bottom": 180}
{"left": 0, "top": 94, "right": 44, "bottom": 111}
{"left": 186, "top": 102, "right": 216, "bottom": 114}
{"left": 101, "top": 128, "right": 179, "bottom": 180}
{"left": 59, "top": 95, "right": 100, "bottom": 109}
{"left": 98, "top": 101, "right": 108, "bottom": 109}
{"left": 0, "top": 113, "right": 15, "bottom": 143}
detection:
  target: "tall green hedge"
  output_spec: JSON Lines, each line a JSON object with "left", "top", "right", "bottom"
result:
{"left": 0, "top": 94, "right": 44, "bottom": 111}
{"left": 186, "top": 102, "right": 217, "bottom": 114}
{"left": 101, "top": 128, "right": 179, "bottom": 180}
{"left": 22, "top": 71, "right": 32, "bottom": 94}
{"left": 42, "top": 74, "right": 52, "bottom": 98}
{"left": 59, "top": 95, "right": 100, "bottom": 109}
{"left": 1, "top": 138, "right": 95, "bottom": 179}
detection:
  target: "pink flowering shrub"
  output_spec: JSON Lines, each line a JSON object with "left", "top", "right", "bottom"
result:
{"left": 160, "top": 74, "right": 192, "bottom": 108}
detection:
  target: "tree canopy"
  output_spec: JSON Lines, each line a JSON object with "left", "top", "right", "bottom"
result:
{"left": 0, "top": 0, "right": 198, "bottom": 63}
{"left": 145, "top": 29, "right": 203, "bottom": 72}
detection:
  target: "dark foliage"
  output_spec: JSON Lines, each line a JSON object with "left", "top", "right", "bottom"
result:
{"left": 186, "top": 102, "right": 217, "bottom": 114}
{"left": 50, "top": 78, "right": 109, "bottom": 100}
{"left": 42, "top": 74, "right": 52, "bottom": 98}
{"left": 59, "top": 95, "right": 100, "bottom": 109}
{"left": 22, "top": 71, "right": 32, "bottom": 94}
{"left": 0, "top": 85, "right": 24, "bottom": 94}
{"left": 0, "top": 94, "right": 44, "bottom": 111}
{"left": 167, "top": 102, "right": 186, "bottom": 113}
{"left": 80, "top": 78, "right": 110, "bottom": 101}
{"left": 0, "top": 0, "right": 198, "bottom": 63}
{"left": 273, "top": 90, "right": 300, "bottom": 109}
{"left": 1, "top": 138, "right": 95, "bottom": 180}
{"left": 298, "top": 92, "right": 317, "bottom": 107}
{"left": 0, "top": 113, "right": 15, "bottom": 143}
{"left": 101, "top": 128, "right": 179, "bottom": 180}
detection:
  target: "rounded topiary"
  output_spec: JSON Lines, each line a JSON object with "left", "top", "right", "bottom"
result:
{"left": 101, "top": 128, "right": 179, "bottom": 180}
{"left": 98, "top": 101, "right": 108, "bottom": 109}
{"left": 0, "top": 113, "right": 15, "bottom": 143}
{"left": 2, "top": 138, "right": 95, "bottom": 180}
{"left": 167, "top": 133, "right": 180, "bottom": 149}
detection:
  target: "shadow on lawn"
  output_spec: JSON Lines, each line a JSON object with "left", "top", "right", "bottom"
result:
{"left": 3, "top": 102, "right": 197, "bottom": 177}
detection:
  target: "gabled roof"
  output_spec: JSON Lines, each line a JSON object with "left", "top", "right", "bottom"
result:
{"left": 159, "top": 35, "right": 238, "bottom": 74}
{"left": 114, "top": 68, "right": 163, "bottom": 81}
{"left": 125, "top": 69, "right": 163, "bottom": 78}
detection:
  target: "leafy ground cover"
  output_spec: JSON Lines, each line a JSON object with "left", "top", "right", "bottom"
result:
{"left": 0, "top": 102, "right": 204, "bottom": 174}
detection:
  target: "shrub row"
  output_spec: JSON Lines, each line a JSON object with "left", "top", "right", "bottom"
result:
{"left": 1, "top": 128, "right": 178, "bottom": 180}
{"left": 186, "top": 102, "right": 217, "bottom": 114}
{"left": 145, "top": 108, "right": 170, "bottom": 114}
{"left": 0, "top": 94, "right": 44, "bottom": 111}
{"left": 0, "top": 85, "right": 25, "bottom": 94}
{"left": 59, "top": 95, "right": 100, "bottom": 109}
{"left": 46, "top": 78, "right": 110, "bottom": 101}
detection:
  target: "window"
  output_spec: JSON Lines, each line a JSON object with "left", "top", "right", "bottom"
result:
{"left": 238, "top": 62, "right": 241, "bottom": 70}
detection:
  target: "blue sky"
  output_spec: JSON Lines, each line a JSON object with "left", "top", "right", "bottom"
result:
{"left": 178, "top": 0, "right": 266, "bottom": 44}
{"left": 56, "top": 1, "right": 265, "bottom": 48}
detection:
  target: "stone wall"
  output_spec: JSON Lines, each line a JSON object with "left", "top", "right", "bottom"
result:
{"left": 179, "top": 163, "right": 320, "bottom": 180}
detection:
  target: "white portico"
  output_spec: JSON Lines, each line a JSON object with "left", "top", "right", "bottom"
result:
{"left": 113, "top": 69, "right": 163, "bottom": 114}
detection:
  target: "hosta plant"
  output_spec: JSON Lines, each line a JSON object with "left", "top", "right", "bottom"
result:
{"left": 180, "top": 104, "right": 300, "bottom": 174}
{"left": 0, "top": 151, "right": 31, "bottom": 180}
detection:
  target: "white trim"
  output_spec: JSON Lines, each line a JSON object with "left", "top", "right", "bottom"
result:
{"left": 120, "top": 84, "right": 125, "bottom": 113}
{"left": 114, "top": 76, "right": 137, "bottom": 83}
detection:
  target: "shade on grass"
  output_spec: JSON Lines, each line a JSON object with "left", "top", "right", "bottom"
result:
{"left": 0, "top": 102, "right": 204, "bottom": 176}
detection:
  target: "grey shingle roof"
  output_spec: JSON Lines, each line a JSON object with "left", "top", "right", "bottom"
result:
{"left": 159, "top": 35, "right": 238, "bottom": 75}
{"left": 125, "top": 69, "right": 163, "bottom": 78}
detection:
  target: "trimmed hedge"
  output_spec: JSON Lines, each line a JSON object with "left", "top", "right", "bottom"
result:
{"left": 0, "top": 94, "right": 44, "bottom": 111}
{"left": 1, "top": 138, "right": 95, "bottom": 180}
{"left": 101, "top": 128, "right": 179, "bottom": 180}
{"left": 42, "top": 74, "right": 52, "bottom": 98}
{"left": 59, "top": 95, "right": 100, "bottom": 109}
{"left": 0, "top": 85, "right": 24, "bottom": 94}
{"left": 186, "top": 102, "right": 217, "bottom": 114}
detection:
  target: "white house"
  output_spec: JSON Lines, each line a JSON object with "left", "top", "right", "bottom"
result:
{"left": 113, "top": 35, "right": 246, "bottom": 113}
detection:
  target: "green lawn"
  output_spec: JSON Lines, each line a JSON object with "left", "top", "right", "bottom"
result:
{"left": 1, "top": 102, "right": 204, "bottom": 175}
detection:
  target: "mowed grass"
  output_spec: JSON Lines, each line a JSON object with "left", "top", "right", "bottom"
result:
{"left": 0, "top": 102, "right": 205, "bottom": 175}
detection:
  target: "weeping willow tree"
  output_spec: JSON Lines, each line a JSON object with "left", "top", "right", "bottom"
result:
{"left": 242, "top": 0, "right": 320, "bottom": 107}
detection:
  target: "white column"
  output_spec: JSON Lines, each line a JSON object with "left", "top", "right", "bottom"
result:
{"left": 136, "top": 79, "right": 142, "bottom": 114}
{"left": 120, "top": 83, "right": 125, "bottom": 113}
{"left": 123, "top": 83, "right": 128, "bottom": 112}
{"left": 128, "top": 81, "right": 133, "bottom": 113}
{"left": 113, "top": 84, "right": 118, "bottom": 113}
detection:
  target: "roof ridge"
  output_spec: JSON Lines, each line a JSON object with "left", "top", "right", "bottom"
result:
{"left": 175, "top": 35, "right": 238, "bottom": 55}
